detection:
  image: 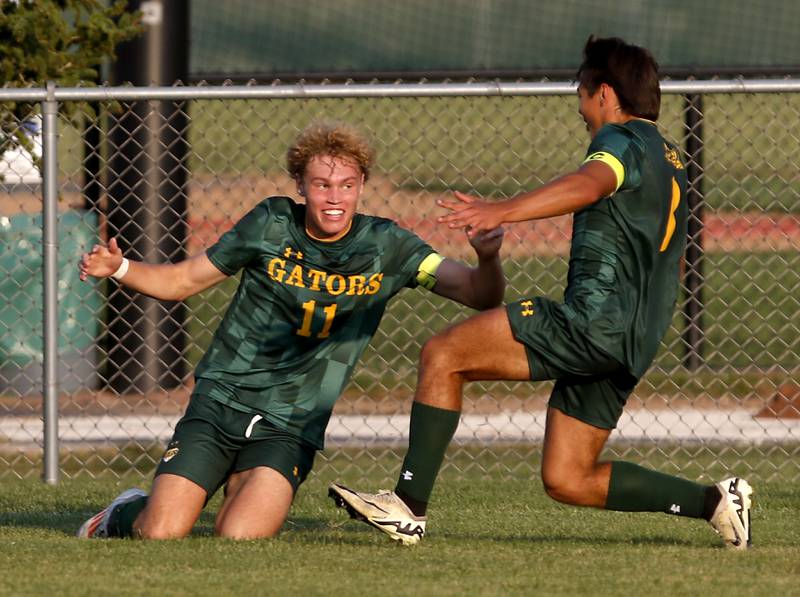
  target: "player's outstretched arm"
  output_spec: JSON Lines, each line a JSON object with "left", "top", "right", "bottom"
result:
{"left": 438, "top": 160, "right": 618, "bottom": 238}
{"left": 79, "top": 237, "right": 228, "bottom": 301}
{"left": 429, "top": 226, "right": 505, "bottom": 311}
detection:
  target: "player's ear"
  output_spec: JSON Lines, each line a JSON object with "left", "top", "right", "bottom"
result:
{"left": 602, "top": 82, "right": 619, "bottom": 105}
{"left": 295, "top": 178, "right": 306, "bottom": 197}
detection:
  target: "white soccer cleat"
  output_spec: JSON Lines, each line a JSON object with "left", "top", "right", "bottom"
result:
{"left": 329, "top": 483, "right": 426, "bottom": 545}
{"left": 76, "top": 488, "right": 148, "bottom": 539}
{"left": 709, "top": 477, "right": 753, "bottom": 550}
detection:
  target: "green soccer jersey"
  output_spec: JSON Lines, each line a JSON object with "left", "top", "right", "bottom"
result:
{"left": 566, "top": 119, "right": 688, "bottom": 378}
{"left": 195, "top": 196, "right": 436, "bottom": 448}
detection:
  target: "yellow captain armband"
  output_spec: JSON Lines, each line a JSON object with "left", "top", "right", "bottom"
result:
{"left": 584, "top": 151, "right": 625, "bottom": 192}
{"left": 415, "top": 252, "right": 445, "bottom": 290}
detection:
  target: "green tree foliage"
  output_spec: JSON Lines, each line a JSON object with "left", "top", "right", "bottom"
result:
{"left": 0, "top": 0, "right": 141, "bottom": 158}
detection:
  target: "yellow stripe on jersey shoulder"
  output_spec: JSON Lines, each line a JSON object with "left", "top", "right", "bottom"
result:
{"left": 584, "top": 151, "right": 625, "bottom": 192}
{"left": 416, "top": 252, "right": 445, "bottom": 290}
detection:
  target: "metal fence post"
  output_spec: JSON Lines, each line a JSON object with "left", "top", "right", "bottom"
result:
{"left": 682, "top": 93, "right": 705, "bottom": 370}
{"left": 105, "top": 0, "right": 189, "bottom": 393}
{"left": 42, "top": 81, "right": 59, "bottom": 484}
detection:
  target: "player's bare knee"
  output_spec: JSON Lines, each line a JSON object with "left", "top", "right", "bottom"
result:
{"left": 135, "top": 519, "right": 189, "bottom": 540}
{"left": 216, "top": 522, "right": 280, "bottom": 540}
{"left": 541, "top": 467, "right": 583, "bottom": 505}
{"left": 420, "top": 333, "right": 461, "bottom": 376}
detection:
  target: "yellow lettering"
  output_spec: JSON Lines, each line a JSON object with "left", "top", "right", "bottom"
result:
{"left": 285, "top": 264, "right": 306, "bottom": 288}
{"left": 307, "top": 269, "right": 327, "bottom": 291}
{"left": 347, "top": 275, "right": 367, "bottom": 295}
{"left": 296, "top": 301, "right": 337, "bottom": 338}
{"left": 318, "top": 303, "right": 337, "bottom": 338}
{"left": 270, "top": 260, "right": 386, "bottom": 296}
{"left": 365, "top": 273, "right": 383, "bottom": 295}
{"left": 296, "top": 300, "right": 315, "bottom": 337}
{"left": 267, "top": 258, "right": 287, "bottom": 282}
{"left": 326, "top": 274, "right": 347, "bottom": 295}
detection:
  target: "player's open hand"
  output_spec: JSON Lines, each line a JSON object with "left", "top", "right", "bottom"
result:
{"left": 437, "top": 191, "right": 506, "bottom": 238}
{"left": 79, "top": 237, "right": 124, "bottom": 281}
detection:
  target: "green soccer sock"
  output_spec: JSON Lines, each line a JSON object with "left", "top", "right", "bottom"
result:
{"left": 394, "top": 401, "right": 461, "bottom": 515}
{"left": 605, "top": 460, "right": 711, "bottom": 519}
{"left": 107, "top": 495, "right": 148, "bottom": 538}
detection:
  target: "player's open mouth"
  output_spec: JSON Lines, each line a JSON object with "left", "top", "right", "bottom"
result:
{"left": 323, "top": 209, "right": 344, "bottom": 217}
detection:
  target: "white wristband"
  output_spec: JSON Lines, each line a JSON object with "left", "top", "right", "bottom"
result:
{"left": 111, "top": 257, "right": 130, "bottom": 280}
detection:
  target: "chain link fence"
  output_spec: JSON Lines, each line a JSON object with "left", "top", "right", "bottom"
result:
{"left": 1, "top": 81, "right": 798, "bottom": 484}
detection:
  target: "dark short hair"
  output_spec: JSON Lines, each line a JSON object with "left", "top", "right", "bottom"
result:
{"left": 287, "top": 121, "right": 375, "bottom": 181}
{"left": 577, "top": 36, "right": 661, "bottom": 121}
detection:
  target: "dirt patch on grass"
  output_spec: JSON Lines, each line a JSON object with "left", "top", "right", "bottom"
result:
{"left": 5, "top": 175, "right": 800, "bottom": 259}
{"left": 754, "top": 383, "right": 800, "bottom": 418}
{"left": 183, "top": 174, "right": 800, "bottom": 258}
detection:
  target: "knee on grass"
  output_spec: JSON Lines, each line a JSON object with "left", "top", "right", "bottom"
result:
{"left": 541, "top": 469, "right": 590, "bottom": 506}
{"left": 134, "top": 515, "right": 193, "bottom": 540}
{"left": 214, "top": 520, "right": 282, "bottom": 540}
{"left": 134, "top": 524, "right": 190, "bottom": 540}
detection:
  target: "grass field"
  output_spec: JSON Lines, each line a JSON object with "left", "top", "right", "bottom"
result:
{"left": 1, "top": 449, "right": 798, "bottom": 596}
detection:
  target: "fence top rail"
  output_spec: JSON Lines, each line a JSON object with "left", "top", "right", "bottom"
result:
{"left": 3, "top": 78, "right": 800, "bottom": 102}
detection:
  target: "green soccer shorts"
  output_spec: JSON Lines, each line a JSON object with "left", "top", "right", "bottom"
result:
{"left": 506, "top": 296, "right": 638, "bottom": 429}
{"left": 155, "top": 392, "right": 317, "bottom": 497}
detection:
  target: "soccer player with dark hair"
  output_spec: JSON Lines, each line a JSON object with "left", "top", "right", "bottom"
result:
{"left": 76, "top": 121, "right": 505, "bottom": 540}
{"left": 330, "top": 36, "right": 753, "bottom": 549}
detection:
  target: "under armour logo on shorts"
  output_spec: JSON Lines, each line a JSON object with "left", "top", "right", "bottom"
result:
{"left": 520, "top": 300, "right": 535, "bottom": 317}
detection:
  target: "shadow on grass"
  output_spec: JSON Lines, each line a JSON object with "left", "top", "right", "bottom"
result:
{"left": 0, "top": 508, "right": 711, "bottom": 550}
{"left": 0, "top": 506, "right": 231, "bottom": 538}
{"left": 0, "top": 508, "right": 338, "bottom": 541}
{"left": 438, "top": 531, "right": 701, "bottom": 548}
{"left": 0, "top": 508, "right": 92, "bottom": 536}
{"left": 318, "top": 516, "right": 705, "bottom": 548}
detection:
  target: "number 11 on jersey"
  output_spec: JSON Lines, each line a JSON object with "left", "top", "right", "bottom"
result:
{"left": 296, "top": 300, "right": 337, "bottom": 339}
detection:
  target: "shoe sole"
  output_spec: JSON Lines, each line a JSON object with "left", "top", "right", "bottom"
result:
{"left": 716, "top": 478, "right": 753, "bottom": 550}
{"left": 328, "top": 485, "right": 418, "bottom": 546}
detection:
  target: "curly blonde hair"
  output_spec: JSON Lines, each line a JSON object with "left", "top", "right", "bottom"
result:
{"left": 287, "top": 121, "right": 375, "bottom": 181}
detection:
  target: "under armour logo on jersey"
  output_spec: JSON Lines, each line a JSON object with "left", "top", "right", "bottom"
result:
{"left": 162, "top": 440, "right": 180, "bottom": 462}
{"left": 401, "top": 470, "right": 414, "bottom": 481}
{"left": 520, "top": 300, "right": 535, "bottom": 316}
{"left": 669, "top": 503, "right": 681, "bottom": 514}
{"left": 284, "top": 246, "right": 304, "bottom": 260}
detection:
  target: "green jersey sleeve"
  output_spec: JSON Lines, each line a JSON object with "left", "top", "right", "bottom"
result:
{"left": 585, "top": 124, "right": 647, "bottom": 193}
{"left": 206, "top": 197, "right": 290, "bottom": 275}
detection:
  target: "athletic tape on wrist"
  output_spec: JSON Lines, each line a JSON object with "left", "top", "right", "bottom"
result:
{"left": 111, "top": 257, "right": 130, "bottom": 280}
